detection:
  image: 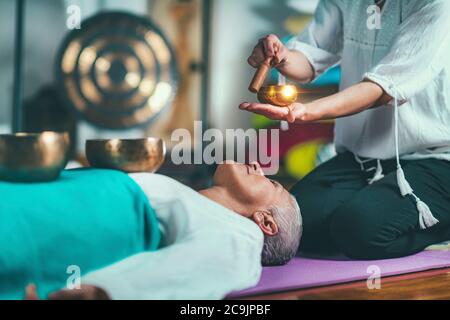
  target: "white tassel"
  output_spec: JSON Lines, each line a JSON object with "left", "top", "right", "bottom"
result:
{"left": 396, "top": 167, "right": 413, "bottom": 196}
{"left": 391, "top": 87, "right": 439, "bottom": 229}
{"left": 416, "top": 199, "right": 439, "bottom": 229}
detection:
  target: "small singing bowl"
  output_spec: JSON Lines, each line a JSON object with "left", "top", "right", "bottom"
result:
{"left": 85, "top": 138, "right": 166, "bottom": 173}
{"left": 0, "top": 132, "right": 70, "bottom": 182}
{"left": 257, "top": 84, "right": 298, "bottom": 107}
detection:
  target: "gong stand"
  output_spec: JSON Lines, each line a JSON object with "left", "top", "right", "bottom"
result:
{"left": 12, "top": 0, "right": 25, "bottom": 133}
{"left": 195, "top": 0, "right": 212, "bottom": 183}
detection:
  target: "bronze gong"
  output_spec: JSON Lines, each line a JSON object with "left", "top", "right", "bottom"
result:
{"left": 55, "top": 12, "right": 178, "bottom": 129}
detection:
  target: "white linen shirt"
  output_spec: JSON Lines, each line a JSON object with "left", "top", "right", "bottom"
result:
{"left": 287, "top": 0, "right": 450, "bottom": 160}
{"left": 82, "top": 173, "right": 263, "bottom": 300}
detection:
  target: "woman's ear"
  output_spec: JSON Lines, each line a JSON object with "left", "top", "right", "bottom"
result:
{"left": 251, "top": 210, "right": 278, "bottom": 236}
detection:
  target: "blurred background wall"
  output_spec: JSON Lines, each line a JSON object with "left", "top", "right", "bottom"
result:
{"left": 209, "top": 0, "right": 317, "bottom": 130}
{"left": 1, "top": 0, "right": 334, "bottom": 184}
{"left": 0, "top": 0, "right": 315, "bottom": 133}
{"left": 0, "top": 0, "right": 147, "bottom": 136}
{"left": 0, "top": 0, "right": 66, "bottom": 133}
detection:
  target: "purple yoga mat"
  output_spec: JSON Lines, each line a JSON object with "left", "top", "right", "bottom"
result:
{"left": 231, "top": 250, "right": 450, "bottom": 298}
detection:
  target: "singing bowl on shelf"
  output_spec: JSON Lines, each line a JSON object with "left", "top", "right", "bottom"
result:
{"left": 0, "top": 132, "right": 70, "bottom": 182}
{"left": 85, "top": 138, "right": 166, "bottom": 173}
{"left": 257, "top": 84, "right": 298, "bottom": 107}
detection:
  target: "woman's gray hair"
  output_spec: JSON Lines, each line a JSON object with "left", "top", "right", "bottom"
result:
{"left": 261, "top": 195, "right": 302, "bottom": 266}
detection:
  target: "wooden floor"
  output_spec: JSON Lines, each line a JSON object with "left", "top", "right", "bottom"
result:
{"left": 243, "top": 268, "right": 450, "bottom": 300}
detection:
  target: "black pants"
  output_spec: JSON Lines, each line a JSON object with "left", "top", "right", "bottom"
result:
{"left": 291, "top": 152, "right": 450, "bottom": 260}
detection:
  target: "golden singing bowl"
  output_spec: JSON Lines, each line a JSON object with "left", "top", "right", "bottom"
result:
{"left": 257, "top": 85, "right": 298, "bottom": 107}
{"left": 85, "top": 138, "right": 166, "bottom": 173}
{"left": 0, "top": 132, "right": 70, "bottom": 182}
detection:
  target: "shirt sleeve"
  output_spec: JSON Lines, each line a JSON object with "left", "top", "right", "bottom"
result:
{"left": 364, "top": 0, "right": 450, "bottom": 101}
{"left": 286, "top": 0, "right": 343, "bottom": 80}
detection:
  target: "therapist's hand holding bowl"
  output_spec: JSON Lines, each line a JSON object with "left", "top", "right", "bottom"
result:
{"left": 240, "top": 34, "right": 391, "bottom": 124}
{"left": 239, "top": 100, "right": 318, "bottom": 124}
{"left": 241, "top": 34, "right": 320, "bottom": 124}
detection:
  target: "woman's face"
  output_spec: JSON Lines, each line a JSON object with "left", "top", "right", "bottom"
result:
{"left": 213, "top": 161, "right": 289, "bottom": 213}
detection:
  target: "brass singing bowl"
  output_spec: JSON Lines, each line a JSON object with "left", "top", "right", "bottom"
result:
{"left": 257, "top": 85, "right": 298, "bottom": 107}
{"left": 85, "top": 138, "right": 166, "bottom": 173}
{"left": 0, "top": 132, "right": 70, "bottom": 182}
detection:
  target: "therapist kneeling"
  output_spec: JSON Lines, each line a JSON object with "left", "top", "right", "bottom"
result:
{"left": 240, "top": 0, "right": 450, "bottom": 259}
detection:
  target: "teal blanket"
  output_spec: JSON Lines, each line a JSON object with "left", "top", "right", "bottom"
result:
{"left": 0, "top": 169, "right": 160, "bottom": 299}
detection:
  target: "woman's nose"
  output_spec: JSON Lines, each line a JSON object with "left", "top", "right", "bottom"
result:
{"left": 250, "top": 161, "right": 265, "bottom": 176}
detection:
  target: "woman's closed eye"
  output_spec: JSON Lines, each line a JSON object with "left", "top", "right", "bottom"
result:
{"left": 270, "top": 179, "right": 280, "bottom": 188}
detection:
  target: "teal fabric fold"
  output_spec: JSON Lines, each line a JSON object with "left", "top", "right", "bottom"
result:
{"left": 0, "top": 168, "right": 160, "bottom": 299}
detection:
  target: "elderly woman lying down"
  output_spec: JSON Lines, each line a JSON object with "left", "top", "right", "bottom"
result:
{"left": 20, "top": 162, "right": 302, "bottom": 300}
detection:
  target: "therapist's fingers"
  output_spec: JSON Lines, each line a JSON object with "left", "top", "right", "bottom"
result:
{"left": 261, "top": 34, "right": 287, "bottom": 66}
{"left": 239, "top": 102, "right": 289, "bottom": 120}
{"left": 273, "top": 45, "right": 288, "bottom": 66}
{"left": 247, "top": 45, "right": 265, "bottom": 68}
{"left": 249, "top": 35, "right": 287, "bottom": 68}
{"left": 286, "top": 105, "right": 296, "bottom": 123}
{"left": 24, "top": 284, "right": 39, "bottom": 300}
{"left": 261, "top": 34, "right": 280, "bottom": 57}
